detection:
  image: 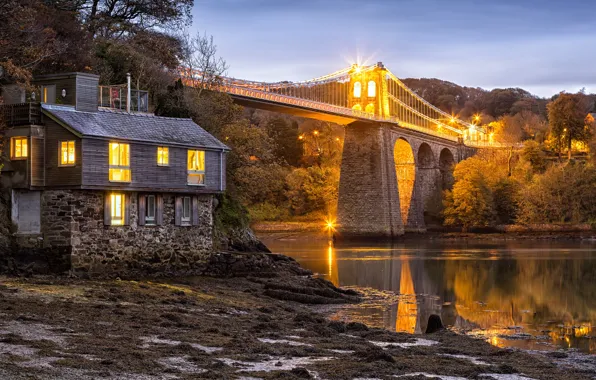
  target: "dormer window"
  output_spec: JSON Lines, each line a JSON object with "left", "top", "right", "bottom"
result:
{"left": 109, "top": 142, "right": 131, "bottom": 182}
{"left": 10, "top": 137, "right": 28, "bottom": 160}
{"left": 187, "top": 150, "right": 205, "bottom": 185}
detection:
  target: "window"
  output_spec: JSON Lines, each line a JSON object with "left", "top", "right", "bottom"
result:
{"left": 187, "top": 150, "right": 205, "bottom": 185}
{"left": 157, "top": 146, "right": 169, "bottom": 166}
{"left": 353, "top": 82, "right": 362, "bottom": 98}
{"left": 10, "top": 137, "right": 28, "bottom": 159}
{"left": 109, "top": 142, "right": 131, "bottom": 182}
{"left": 146, "top": 195, "right": 156, "bottom": 225}
{"left": 59, "top": 141, "right": 75, "bottom": 166}
{"left": 182, "top": 196, "right": 191, "bottom": 224}
{"left": 110, "top": 193, "right": 125, "bottom": 226}
{"left": 367, "top": 81, "right": 376, "bottom": 97}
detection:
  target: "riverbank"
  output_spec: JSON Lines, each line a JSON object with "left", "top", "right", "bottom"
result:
{"left": 252, "top": 220, "right": 596, "bottom": 240}
{"left": 0, "top": 260, "right": 593, "bottom": 379}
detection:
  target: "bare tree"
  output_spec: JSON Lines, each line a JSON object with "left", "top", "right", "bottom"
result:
{"left": 180, "top": 32, "right": 228, "bottom": 97}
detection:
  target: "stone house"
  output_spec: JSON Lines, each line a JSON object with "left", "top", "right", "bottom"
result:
{"left": 0, "top": 73, "right": 229, "bottom": 275}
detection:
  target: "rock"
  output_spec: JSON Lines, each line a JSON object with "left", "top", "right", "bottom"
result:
{"left": 346, "top": 322, "right": 369, "bottom": 331}
{"left": 425, "top": 314, "right": 445, "bottom": 333}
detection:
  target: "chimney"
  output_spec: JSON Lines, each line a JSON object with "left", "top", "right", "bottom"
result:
{"left": 126, "top": 73, "right": 131, "bottom": 113}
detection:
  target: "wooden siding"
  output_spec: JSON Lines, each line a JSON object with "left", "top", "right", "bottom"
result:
{"left": 33, "top": 73, "right": 99, "bottom": 112}
{"left": 30, "top": 126, "right": 45, "bottom": 187}
{"left": 44, "top": 118, "right": 82, "bottom": 187}
{"left": 76, "top": 75, "right": 99, "bottom": 112}
{"left": 82, "top": 139, "right": 225, "bottom": 193}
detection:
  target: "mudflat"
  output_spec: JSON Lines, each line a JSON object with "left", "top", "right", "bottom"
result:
{"left": 0, "top": 270, "right": 593, "bottom": 379}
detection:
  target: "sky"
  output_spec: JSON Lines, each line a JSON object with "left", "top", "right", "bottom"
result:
{"left": 191, "top": 0, "right": 596, "bottom": 98}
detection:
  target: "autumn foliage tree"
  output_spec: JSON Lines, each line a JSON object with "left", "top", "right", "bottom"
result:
{"left": 547, "top": 92, "right": 593, "bottom": 160}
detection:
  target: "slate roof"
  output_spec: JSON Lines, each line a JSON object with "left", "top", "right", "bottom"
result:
{"left": 41, "top": 104, "right": 229, "bottom": 150}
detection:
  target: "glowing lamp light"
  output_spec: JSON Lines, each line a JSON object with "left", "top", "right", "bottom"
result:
{"left": 313, "top": 130, "right": 319, "bottom": 136}
{"left": 298, "top": 135, "right": 304, "bottom": 140}
{"left": 324, "top": 219, "right": 336, "bottom": 232}
{"left": 354, "top": 65, "right": 362, "bottom": 74}
{"left": 450, "top": 117, "right": 456, "bottom": 123}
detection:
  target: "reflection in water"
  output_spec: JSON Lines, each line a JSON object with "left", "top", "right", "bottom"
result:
{"left": 262, "top": 233, "right": 596, "bottom": 354}
{"left": 396, "top": 260, "right": 418, "bottom": 334}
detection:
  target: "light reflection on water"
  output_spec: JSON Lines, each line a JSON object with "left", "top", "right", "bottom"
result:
{"left": 260, "top": 232, "right": 596, "bottom": 354}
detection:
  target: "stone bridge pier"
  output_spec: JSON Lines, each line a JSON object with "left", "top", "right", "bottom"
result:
{"left": 336, "top": 121, "right": 473, "bottom": 238}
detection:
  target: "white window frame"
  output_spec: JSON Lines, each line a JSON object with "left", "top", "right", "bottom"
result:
{"left": 181, "top": 196, "right": 191, "bottom": 225}
{"left": 146, "top": 195, "right": 156, "bottom": 225}
{"left": 187, "top": 150, "right": 205, "bottom": 186}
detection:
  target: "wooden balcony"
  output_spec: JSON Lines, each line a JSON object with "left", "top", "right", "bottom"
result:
{"left": 0, "top": 103, "right": 42, "bottom": 126}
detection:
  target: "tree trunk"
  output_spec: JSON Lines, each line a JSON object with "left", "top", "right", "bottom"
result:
{"left": 507, "top": 147, "right": 513, "bottom": 177}
{"left": 568, "top": 138, "right": 572, "bottom": 161}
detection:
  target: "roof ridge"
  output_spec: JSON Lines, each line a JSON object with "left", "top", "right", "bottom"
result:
{"left": 97, "top": 107, "right": 192, "bottom": 121}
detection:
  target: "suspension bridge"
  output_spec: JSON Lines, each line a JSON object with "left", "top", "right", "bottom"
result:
{"left": 180, "top": 62, "right": 490, "bottom": 237}
{"left": 181, "top": 62, "right": 493, "bottom": 147}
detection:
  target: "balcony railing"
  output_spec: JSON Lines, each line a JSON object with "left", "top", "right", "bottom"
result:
{"left": 0, "top": 103, "right": 42, "bottom": 126}
{"left": 98, "top": 86, "right": 149, "bottom": 113}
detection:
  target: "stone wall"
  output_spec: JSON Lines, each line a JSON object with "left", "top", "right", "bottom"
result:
{"left": 41, "top": 190, "right": 215, "bottom": 277}
{"left": 337, "top": 122, "right": 469, "bottom": 238}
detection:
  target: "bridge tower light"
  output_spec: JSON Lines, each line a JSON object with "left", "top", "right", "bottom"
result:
{"left": 353, "top": 82, "right": 362, "bottom": 98}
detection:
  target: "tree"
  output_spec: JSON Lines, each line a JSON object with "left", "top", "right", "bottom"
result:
{"left": 79, "top": 0, "right": 193, "bottom": 39}
{"left": 520, "top": 140, "right": 547, "bottom": 174}
{"left": 547, "top": 92, "right": 593, "bottom": 160}
{"left": 265, "top": 117, "right": 303, "bottom": 167}
{"left": 0, "top": 0, "right": 91, "bottom": 84}
{"left": 180, "top": 32, "right": 228, "bottom": 98}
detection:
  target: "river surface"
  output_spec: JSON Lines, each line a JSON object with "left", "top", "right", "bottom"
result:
{"left": 260, "top": 232, "right": 596, "bottom": 355}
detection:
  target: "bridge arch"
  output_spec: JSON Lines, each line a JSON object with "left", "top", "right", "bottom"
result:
{"left": 394, "top": 138, "right": 416, "bottom": 226}
{"left": 417, "top": 143, "right": 435, "bottom": 169}
{"left": 439, "top": 148, "right": 456, "bottom": 190}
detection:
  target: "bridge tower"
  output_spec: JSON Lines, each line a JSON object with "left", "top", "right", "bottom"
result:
{"left": 348, "top": 63, "right": 390, "bottom": 118}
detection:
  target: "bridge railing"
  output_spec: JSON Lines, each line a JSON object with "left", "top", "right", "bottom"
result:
{"left": 222, "top": 84, "right": 461, "bottom": 142}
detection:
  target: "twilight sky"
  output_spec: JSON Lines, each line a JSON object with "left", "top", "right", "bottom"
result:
{"left": 191, "top": 0, "right": 596, "bottom": 98}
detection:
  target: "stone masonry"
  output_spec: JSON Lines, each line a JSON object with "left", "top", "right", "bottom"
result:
{"left": 337, "top": 121, "right": 473, "bottom": 238}
{"left": 41, "top": 190, "right": 214, "bottom": 276}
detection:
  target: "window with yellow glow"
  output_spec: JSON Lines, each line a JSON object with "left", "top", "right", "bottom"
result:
{"left": 108, "top": 142, "right": 131, "bottom": 182}
{"left": 59, "top": 141, "right": 75, "bottom": 165}
{"left": 157, "top": 146, "right": 169, "bottom": 166}
{"left": 187, "top": 150, "right": 205, "bottom": 185}
{"left": 367, "top": 81, "right": 376, "bottom": 97}
{"left": 10, "top": 137, "right": 28, "bottom": 159}
{"left": 110, "top": 193, "right": 125, "bottom": 226}
{"left": 353, "top": 82, "right": 362, "bottom": 98}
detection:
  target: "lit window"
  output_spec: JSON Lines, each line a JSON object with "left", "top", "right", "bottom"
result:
{"left": 187, "top": 150, "right": 205, "bottom": 185}
{"left": 109, "top": 142, "right": 131, "bottom": 182}
{"left": 146, "top": 195, "right": 156, "bottom": 225}
{"left": 353, "top": 82, "right": 362, "bottom": 98}
{"left": 59, "top": 141, "right": 75, "bottom": 165}
{"left": 368, "top": 81, "right": 376, "bottom": 97}
{"left": 110, "top": 193, "right": 125, "bottom": 226}
{"left": 10, "top": 137, "right": 28, "bottom": 159}
{"left": 182, "top": 196, "right": 191, "bottom": 224}
{"left": 157, "top": 146, "right": 169, "bottom": 166}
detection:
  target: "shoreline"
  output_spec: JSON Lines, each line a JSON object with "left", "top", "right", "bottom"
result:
{"left": 253, "top": 221, "right": 596, "bottom": 241}
{"left": 0, "top": 256, "right": 593, "bottom": 379}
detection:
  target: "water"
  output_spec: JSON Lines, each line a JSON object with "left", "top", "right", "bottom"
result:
{"left": 260, "top": 232, "right": 596, "bottom": 354}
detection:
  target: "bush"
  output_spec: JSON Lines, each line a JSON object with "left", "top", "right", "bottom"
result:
{"left": 285, "top": 166, "right": 339, "bottom": 216}
{"left": 516, "top": 162, "right": 596, "bottom": 224}
{"left": 247, "top": 203, "right": 290, "bottom": 222}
